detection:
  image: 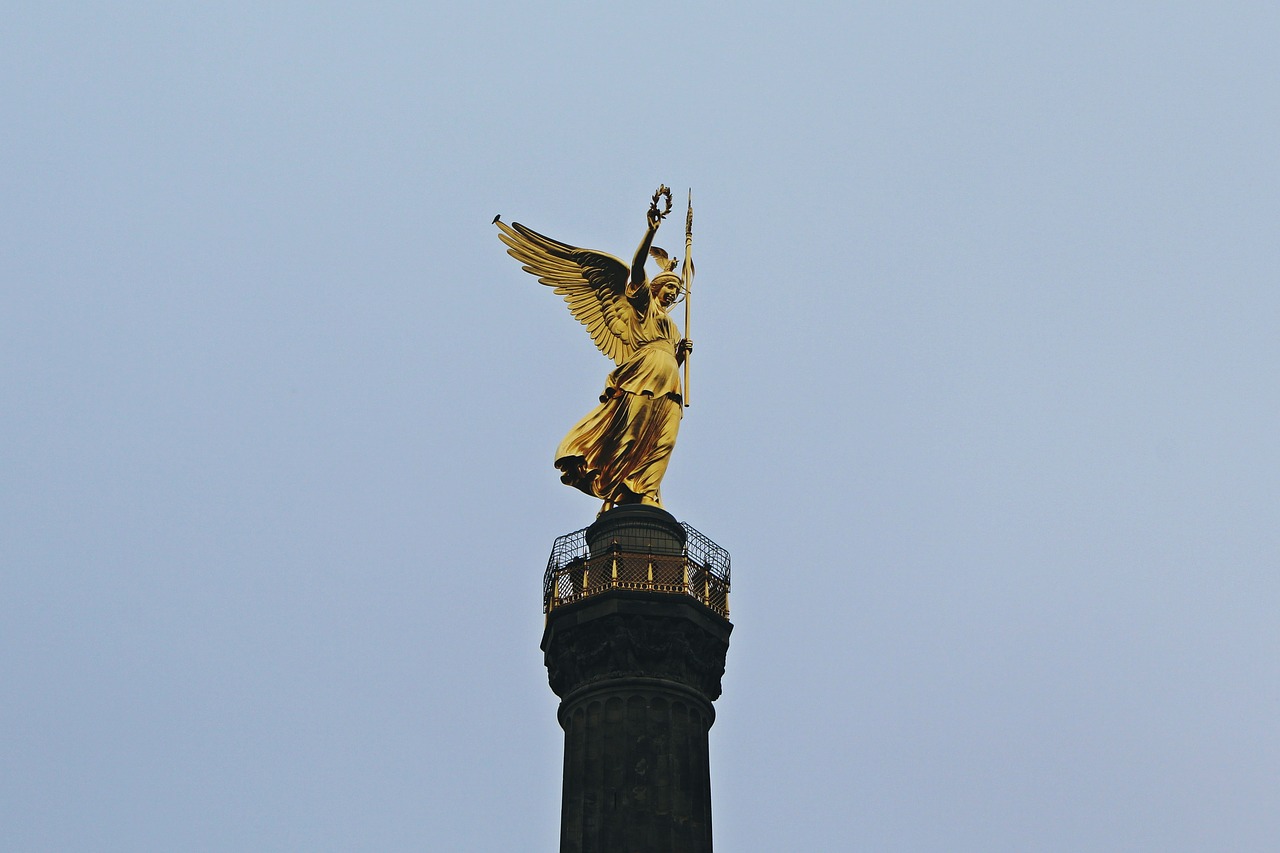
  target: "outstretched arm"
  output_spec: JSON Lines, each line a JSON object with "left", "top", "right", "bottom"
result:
{"left": 628, "top": 204, "right": 662, "bottom": 301}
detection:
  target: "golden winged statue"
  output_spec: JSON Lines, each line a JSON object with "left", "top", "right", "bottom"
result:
{"left": 495, "top": 186, "right": 693, "bottom": 511}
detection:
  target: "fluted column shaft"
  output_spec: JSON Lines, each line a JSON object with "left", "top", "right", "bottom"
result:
{"left": 543, "top": 592, "right": 730, "bottom": 853}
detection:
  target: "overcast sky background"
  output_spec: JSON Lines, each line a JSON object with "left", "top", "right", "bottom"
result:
{"left": 3, "top": 3, "right": 1278, "bottom": 851}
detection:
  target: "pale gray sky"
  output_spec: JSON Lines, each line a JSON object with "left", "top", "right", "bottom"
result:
{"left": 3, "top": 3, "right": 1278, "bottom": 851}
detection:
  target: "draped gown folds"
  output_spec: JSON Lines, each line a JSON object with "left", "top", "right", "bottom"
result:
{"left": 555, "top": 293, "right": 682, "bottom": 506}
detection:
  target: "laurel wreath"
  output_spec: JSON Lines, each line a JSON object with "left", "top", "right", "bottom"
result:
{"left": 650, "top": 185, "right": 673, "bottom": 220}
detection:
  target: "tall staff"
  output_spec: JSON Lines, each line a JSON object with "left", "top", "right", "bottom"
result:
{"left": 682, "top": 190, "right": 694, "bottom": 407}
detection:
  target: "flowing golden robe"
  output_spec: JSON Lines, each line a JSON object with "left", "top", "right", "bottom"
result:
{"left": 555, "top": 295, "right": 682, "bottom": 506}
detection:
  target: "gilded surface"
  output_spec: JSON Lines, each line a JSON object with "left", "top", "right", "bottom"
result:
{"left": 496, "top": 187, "right": 693, "bottom": 510}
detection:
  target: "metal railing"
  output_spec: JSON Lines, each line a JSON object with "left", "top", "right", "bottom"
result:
{"left": 544, "top": 522, "right": 731, "bottom": 618}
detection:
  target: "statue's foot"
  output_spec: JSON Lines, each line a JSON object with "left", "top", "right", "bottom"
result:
{"left": 608, "top": 488, "right": 662, "bottom": 509}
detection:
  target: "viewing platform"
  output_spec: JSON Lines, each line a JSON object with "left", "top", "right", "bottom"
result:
{"left": 543, "top": 506, "right": 731, "bottom": 618}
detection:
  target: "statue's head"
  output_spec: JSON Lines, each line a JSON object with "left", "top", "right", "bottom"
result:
{"left": 651, "top": 272, "right": 683, "bottom": 307}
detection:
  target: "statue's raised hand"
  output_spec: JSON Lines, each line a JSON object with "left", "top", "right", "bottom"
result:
{"left": 647, "top": 185, "right": 672, "bottom": 230}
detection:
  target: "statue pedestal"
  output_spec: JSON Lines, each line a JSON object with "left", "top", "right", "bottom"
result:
{"left": 542, "top": 507, "right": 732, "bottom": 853}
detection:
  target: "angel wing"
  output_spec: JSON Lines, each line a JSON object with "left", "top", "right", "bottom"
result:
{"left": 496, "top": 219, "right": 636, "bottom": 365}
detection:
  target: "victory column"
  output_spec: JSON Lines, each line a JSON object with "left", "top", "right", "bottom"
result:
{"left": 497, "top": 187, "right": 733, "bottom": 853}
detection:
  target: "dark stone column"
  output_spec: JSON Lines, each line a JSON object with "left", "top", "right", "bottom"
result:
{"left": 542, "top": 507, "right": 732, "bottom": 853}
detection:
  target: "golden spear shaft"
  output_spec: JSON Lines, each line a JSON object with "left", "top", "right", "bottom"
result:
{"left": 682, "top": 189, "right": 694, "bottom": 408}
